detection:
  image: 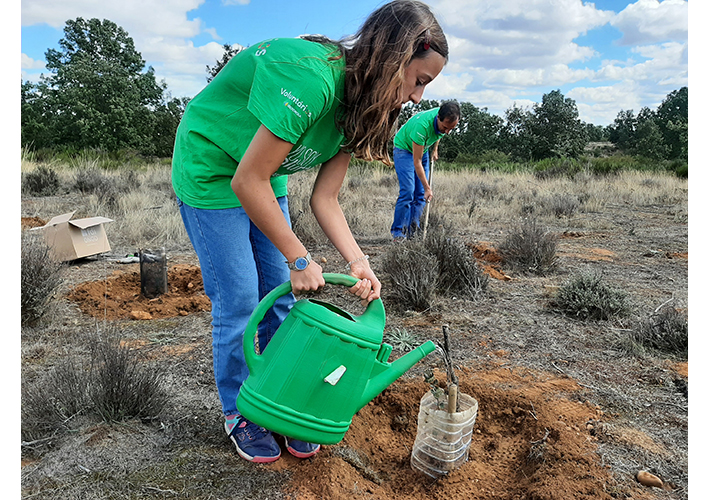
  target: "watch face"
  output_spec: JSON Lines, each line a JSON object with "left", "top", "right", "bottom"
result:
{"left": 294, "top": 257, "right": 309, "bottom": 270}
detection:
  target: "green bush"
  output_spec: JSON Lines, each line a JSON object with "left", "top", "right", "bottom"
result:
{"left": 21, "top": 232, "right": 65, "bottom": 327}
{"left": 588, "top": 155, "right": 638, "bottom": 175}
{"left": 553, "top": 271, "right": 632, "bottom": 320}
{"left": 533, "top": 157, "right": 582, "bottom": 179}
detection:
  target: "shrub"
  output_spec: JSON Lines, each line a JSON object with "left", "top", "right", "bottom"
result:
{"left": 631, "top": 305, "right": 688, "bottom": 357}
{"left": 381, "top": 239, "right": 439, "bottom": 311}
{"left": 552, "top": 271, "right": 632, "bottom": 320}
{"left": 21, "top": 232, "right": 65, "bottom": 327}
{"left": 426, "top": 230, "right": 488, "bottom": 299}
{"left": 545, "top": 194, "right": 580, "bottom": 218}
{"left": 72, "top": 167, "right": 124, "bottom": 209}
{"left": 22, "top": 165, "right": 61, "bottom": 196}
{"left": 21, "top": 357, "right": 90, "bottom": 442}
{"left": 88, "top": 338, "right": 168, "bottom": 423}
{"left": 21, "top": 335, "right": 168, "bottom": 443}
{"left": 498, "top": 218, "right": 558, "bottom": 275}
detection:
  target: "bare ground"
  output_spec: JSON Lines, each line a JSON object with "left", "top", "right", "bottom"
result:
{"left": 20, "top": 193, "right": 688, "bottom": 499}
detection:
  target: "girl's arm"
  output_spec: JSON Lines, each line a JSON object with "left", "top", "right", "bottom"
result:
{"left": 231, "top": 125, "right": 325, "bottom": 293}
{"left": 310, "top": 150, "right": 381, "bottom": 303}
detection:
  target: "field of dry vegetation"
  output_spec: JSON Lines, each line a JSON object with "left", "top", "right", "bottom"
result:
{"left": 20, "top": 157, "right": 689, "bottom": 499}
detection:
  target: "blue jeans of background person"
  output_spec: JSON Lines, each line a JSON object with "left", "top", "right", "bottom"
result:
{"left": 391, "top": 147, "right": 430, "bottom": 238}
{"left": 177, "top": 196, "right": 295, "bottom": 416}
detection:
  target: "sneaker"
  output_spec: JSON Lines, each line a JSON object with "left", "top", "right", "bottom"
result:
{"left": 225, "top": 414, "right": 281, "bottom": 463}
{"left": 284, "top": 436, "right": 321, "bottom": 459}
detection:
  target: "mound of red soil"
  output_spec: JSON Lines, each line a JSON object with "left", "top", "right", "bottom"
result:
{"left": 21, "top": 216, "right": 46, "bottom": 229}
{"left": 67, "top": 264, "right": 211, "bottom": 320}
{"left": 468, "top": 242, "right": 512, "bottom": 281}
{"left": 271, "top": 365, "right": 656, "bottom": 500}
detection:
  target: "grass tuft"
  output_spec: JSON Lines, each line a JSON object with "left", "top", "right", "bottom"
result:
{"left": 630, "top": 305, "right": 688, "bottom": 358}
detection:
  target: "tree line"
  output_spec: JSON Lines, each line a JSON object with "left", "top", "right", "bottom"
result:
{"left": 21, "top": 18, "right": 688, "bottom": 165}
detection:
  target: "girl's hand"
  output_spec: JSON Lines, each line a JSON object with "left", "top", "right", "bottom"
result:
{"left": 290, "top": 261, "right": 325, "bottom": 295}
{"left": 347, "top": 260, "right": 381, "bottom": 306}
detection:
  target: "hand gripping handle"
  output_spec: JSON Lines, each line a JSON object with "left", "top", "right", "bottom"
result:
{"left": 243, "top": 273, "right": 383, "bottom": 370}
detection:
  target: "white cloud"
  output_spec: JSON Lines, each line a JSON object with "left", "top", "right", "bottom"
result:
{"left": 611, "top": 0, "right": 688, "bottom": 45}
{"left": 430, "top": 0, "right": 614, "bottom": 70}
{"left": 21, "top": 53, "right": 45, "bottom": 70}
{"left": 424, "top": 0, "right": 687, "bottom": 124}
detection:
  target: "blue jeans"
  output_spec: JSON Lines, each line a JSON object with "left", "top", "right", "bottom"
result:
{"left": 391, "top": 147, "right": 430, "bottom": 238}
{"left": 177, "top": 196, "right": 295, "bottom": 416}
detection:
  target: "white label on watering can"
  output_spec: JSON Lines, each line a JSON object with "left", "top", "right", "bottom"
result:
{"left": 324, "top": 365, "right": 347, "bottom": 386}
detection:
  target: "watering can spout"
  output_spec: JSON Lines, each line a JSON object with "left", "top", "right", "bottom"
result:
{"left": 358, "top": 340, "right": 437, "bottom": 412}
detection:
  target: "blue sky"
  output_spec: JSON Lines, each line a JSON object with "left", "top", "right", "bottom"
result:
{"left": 20, "top": 0, "right": 690, "bottom": 126}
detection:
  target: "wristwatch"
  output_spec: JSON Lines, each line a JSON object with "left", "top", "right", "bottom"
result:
{"left": 287, "top": 252, "right": 311, "bottom": 271}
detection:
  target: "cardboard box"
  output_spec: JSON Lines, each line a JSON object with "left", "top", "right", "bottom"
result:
{"left": 31, "top": 211, "right": 114, "bottom": 261}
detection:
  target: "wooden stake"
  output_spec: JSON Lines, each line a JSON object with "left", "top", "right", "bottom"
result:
{"left": 422, "top": 158, "right": 434, "bottom": 239}
{"left": 447, "top": 383, "right": 458, "bottom": 414}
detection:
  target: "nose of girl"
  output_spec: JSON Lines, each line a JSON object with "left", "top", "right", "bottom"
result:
{"left": 409, "top": 86, "right": 425, "bottom": 104}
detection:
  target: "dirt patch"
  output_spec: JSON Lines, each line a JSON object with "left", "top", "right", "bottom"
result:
{"left": 66, "top": 264, "right": 211, "bottom": 320}
{"left": 21, "top": 216, "right": 46, "bottom": 229}
{"left": 468, "top": 242, "right": 512, "bottom": 281}
{"left": 274, "top": 366, "right": 658, "bottom": 500}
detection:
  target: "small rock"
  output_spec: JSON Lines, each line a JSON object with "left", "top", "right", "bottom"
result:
{"left": 636, "top": 470, "right": 663, "bottom": 488}
{"left": 320, "top": 257, "right": 327, "bottom": 264}
{"left": 130, "top": 310, "right": 153, "bottom": 320}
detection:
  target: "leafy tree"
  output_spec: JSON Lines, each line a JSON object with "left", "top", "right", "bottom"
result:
{"left": 500, "top": 104, "right": 535, "bottom": 161}
{"left": 633, "top": 107, "right": 669, "bottom": 160}
{"left": 440, "top": 101, "right": 504, "bottom": 161}
{"left": 608, "top": 109, "right": 637, "bottom": 151}
{"left": 584, "top": 122, "right": 607, "bottom": 142}
{"left": 151, "top": 96, "right": 190, "bottom": 157}
{"left": 21, "top": 80, "right": 53, "bottom": 149}
{"left": 528, "top": 90, "right": 587, "bottom": 159}
{"left": 206, "top": 43, "right": 245, "bottom": 83}
{"left": 22, "top": 18, "right": 167, "bottom": 155}
{"left": 655, "top": 87, "right": 688, "bottom": 159}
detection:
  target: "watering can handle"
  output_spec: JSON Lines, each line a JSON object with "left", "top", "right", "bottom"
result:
{"left": 243, "top": 273, "right": 384, "bottom": 371}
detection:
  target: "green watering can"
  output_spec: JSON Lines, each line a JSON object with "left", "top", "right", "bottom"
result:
{"left": 236, "top": 273, "right": 436, "bottom": 445}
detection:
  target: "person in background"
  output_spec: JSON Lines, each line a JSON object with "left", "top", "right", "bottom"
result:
{"left": 171, "top": 0, "right": 449, "bottom": 463}
{"left": 390, "top": 101, "right": 460, "bottom": 240}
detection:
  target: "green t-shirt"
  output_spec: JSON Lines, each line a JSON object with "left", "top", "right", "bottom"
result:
{"left": 172, "top": 37, "right": 346, "bottom": 209}
{"left": 393, "top": 107, "right": 443, "bottom": 154}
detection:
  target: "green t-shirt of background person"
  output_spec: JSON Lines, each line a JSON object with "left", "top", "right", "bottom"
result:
{"left": 393, "top": 107, "right": 443, "bottom": 153}
{"left": 172, "top": 37, "right": 346, "bottom": 209}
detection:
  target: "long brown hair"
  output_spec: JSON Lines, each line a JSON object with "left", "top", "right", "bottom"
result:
{"left": 304, "top": 1, "right": 448, "bottom": 164}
